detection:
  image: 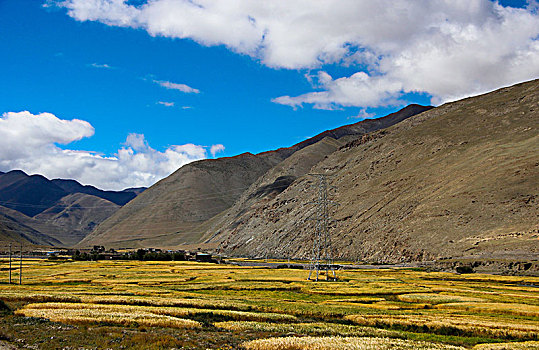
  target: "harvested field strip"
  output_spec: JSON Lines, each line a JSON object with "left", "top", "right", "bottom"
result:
{"left": 0, "top": 292, "right": 81, "bottom": 303}
{"left": 214, "top": 321, "right": 400, "bottom": 338}
{"left": 240, "top": 336, "right": 467, "bottom": 350}
{"left": 22, "top": 302, "right": 297, "bottom": 322}
{"left": 473, "top": 341, "right": 539, "bottom": 349}
{"left": 306, "top": 287, "right": 428, "bottom": 296}
{"left": 344, "top": 314, "right": 539, "bottom": 340}
{"left": 321, "top": 297, "right": 386, "bottom": 304}
{"left": 16, "top": 307, "right": 201, "bottom": 329}
{"left": 397, "top": 293, "right": 485, "bottom": 304}
{"left": 176, "top": 284, "right": 302, "bottom": 292}
{"left": 82, "top": 295, "right": 253, "bottom": 311}
{"left": 435, "top": 302, "right": 539, "bottom": 317}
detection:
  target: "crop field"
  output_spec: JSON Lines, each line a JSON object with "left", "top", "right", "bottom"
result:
{"left": 0, "top": 259, "right": 538, "bottom": 349}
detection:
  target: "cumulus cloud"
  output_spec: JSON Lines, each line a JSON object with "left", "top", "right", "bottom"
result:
{"left": 349, "top": 109, "right": 376, "bottom": 120}
{"left": 153, "top": 79, "right": 200, "bottom": 93}
{"left": 0, "top": 111, "right": 223, "bottom": 190}
{"left": 210, "top": 144, "right": 225, "bottom": 157}
{"left": 157, "top": 101, "right": 174, "bottom": 107}
{"left": 272, "top": 71, "right": 403, "bottom": 109}
{"left": 57, "top": 0, "right": 539, "bottom": 107}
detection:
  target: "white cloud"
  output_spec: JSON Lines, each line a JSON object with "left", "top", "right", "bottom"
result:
{"left": 210, "top": 144, "right": 225, "bottom": 157}
{"left": 58, "top": 0, "right": 539, "bottom": 108}
{"left": 0, "top": 111, "right": 223, "bottom": 190}
{"left": 272, "top": 71, "right": 403, "bottom": 109}
{"left": 89, "top": 62, "right": 113, "bottom": 69}
{"left": 157, "top": 101, "right": 174, "bottom": 107}
{"left": 153, "top": 79, "right": 200, "bottom": 93}
{"left": 349, "top": 109, "right": 375, "bottom": 120}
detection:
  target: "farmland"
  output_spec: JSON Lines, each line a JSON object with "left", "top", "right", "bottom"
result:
{"left": 0, "top": 259, "right": 538, "bottom": 349}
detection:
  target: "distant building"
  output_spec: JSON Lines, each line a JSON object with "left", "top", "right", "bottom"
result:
{"left": 195, "top": 252, "right": 213, "bottom": 262}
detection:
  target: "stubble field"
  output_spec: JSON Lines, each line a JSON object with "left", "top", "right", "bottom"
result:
{"left": 0, "top": 258, "right": 538, "bottom": 349}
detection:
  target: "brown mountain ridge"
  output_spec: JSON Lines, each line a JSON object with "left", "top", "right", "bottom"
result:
{"left": 0, "top": 171, "right": 142, "bottom": 247}
{"left": 209, "top": 79, "right": 539, "bottom": 263}
{"left": 80, "top": 104, "right": 431, "bottom": 248}
{"left": 77, "top": 79, "right": 539, "bottom": 266}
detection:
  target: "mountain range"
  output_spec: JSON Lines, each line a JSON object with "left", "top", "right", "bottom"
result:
{"left": 78, "top": 104, "right": 431, "bottom": 248}
{"left": 0, "top": 171, "right": 143, "bottom": 247}
{"left": 206, "top": 80, "right": 538, "bottom": 263}
{"left": 81, "top": 79, "right": 538, "bottom": 264}
{"left": 1, "top": 79, "right": 537, "bottom": 267}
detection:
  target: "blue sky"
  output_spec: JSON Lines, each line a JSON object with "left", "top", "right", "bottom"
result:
{"left": 0, "top": 0, "right": 537, "bottom": 189}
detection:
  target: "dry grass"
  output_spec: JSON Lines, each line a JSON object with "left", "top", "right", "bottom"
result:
{"left": 473, "top": 341, "right": 539, "bottom": 349}
{"left": 0, "top": 291, "right": 81, "bottom": 303}
{"left": 214, "top": 321, "right": 400, "bottom": 337}
{"left": 82, "top": 295, "right": 252, "bottom": 311}
{"left": 435, "top": 302, "right": 539, "bottom": 317}
{"left": 16, "top": 307, "right": 201, "bottom": 329}
{"left": 397, "top": 293, "right": 484, "bottom": 304}
{"left": 321, "top": 297, "right": 386, "bottom": 304}
{"left": 306, "top": 286, "right": 426, "bottom": 296}
{"left": 20, "top": 302, "right": 297, "bottom": 322}
{"left": 2, "top": 259, "right": 539, "bottom": 348}
{"left": 240, "top": 336, "right": 467, "bottom": 350}
{"left": 344, "top": 314, "right": 539, "bottom": 340}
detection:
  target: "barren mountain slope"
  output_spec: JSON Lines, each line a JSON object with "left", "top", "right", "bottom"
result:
{"left": 211, "top": 79, "right": 539, "bottom": 263}
{"left": 81, "top": 105, "right": 430, "bottom": 248}
{"left": 198, "top": 105, "right": 433, "bottom": 245}
{"left": 79, "top": 152, "right": 287, "bottom": 248}
{"left": 0, "top": 210, "right": 62, "bottom": 247}
{"left": 34, "top": 193, "right": 119, "bottom": 246}
{"left": 198, "top": 137, "right": 349, "bottom": 244}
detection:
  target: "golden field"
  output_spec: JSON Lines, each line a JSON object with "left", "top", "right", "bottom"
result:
{"left": 0, "top": 258, "right": 538, "bottom": 349}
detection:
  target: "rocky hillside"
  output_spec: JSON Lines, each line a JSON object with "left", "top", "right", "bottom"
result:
{"left": 80, "top": 104, "right": 431, "bottom": 248}
{"left": 209, "top": 79, "right": 538, "bottom": 263}
{"left": 78, "top": 152, "right": 290, "bottom": 248}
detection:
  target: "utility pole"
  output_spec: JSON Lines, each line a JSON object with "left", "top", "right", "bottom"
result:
{"left": 307, "top": 173, "right": 337, "bottom": 281}
{"left": 9, "top": 243, "right": 12, "bottom": 284}
{"left": 19, "top": 244, "right": 22, "bottom": 285}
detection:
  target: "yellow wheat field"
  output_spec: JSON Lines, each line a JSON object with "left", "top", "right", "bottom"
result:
{"left": 19, "top": 302, "right": 297, "bottom": 323}
{"left": 214, "top": 321, "right": 400, "bottom": 338}
{"left": 81, "top": 295, "right": 253, "bottom": 311}
{"left": 240, "top": 336, "right": 468, "bottom": 350}
{"left": 435, "top": 302, "right": 539, "bottom": 317}
{"left": 397, "top": 293, "right": 485, "bottom": 304}
{"left": 473, "top": 341, "right": 539, "bottom": 349}
{"left": 2, "top": 259, "right": 539, "bottom": 348}
{"left": 344, "top": 314, "right": 539, "bottom": 339}
{"left": 16, "top": 307, "right": 201, "bottom": 329}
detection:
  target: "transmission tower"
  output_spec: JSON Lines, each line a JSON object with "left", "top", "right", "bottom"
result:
{"left": 307, "top": 173, "right": 337, "bottom": 281}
